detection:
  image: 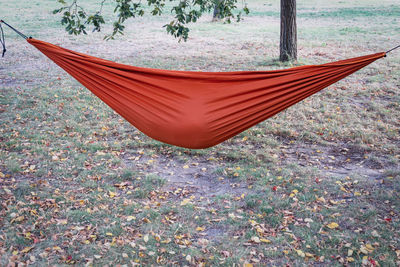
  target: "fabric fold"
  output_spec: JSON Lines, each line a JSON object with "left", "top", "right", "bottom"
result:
{"left": 27, "top": 38, "right": 385, "bottom": 149}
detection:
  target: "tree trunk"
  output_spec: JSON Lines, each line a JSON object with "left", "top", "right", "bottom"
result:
{"left": 280, "top": 0, "right": 297, "bottom": 61}
{"left": 212, "top": 0, "right": 222, "bottom": 21}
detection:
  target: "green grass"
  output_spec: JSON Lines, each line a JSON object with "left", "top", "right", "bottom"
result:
{"left": 1, "top": 0, "right": 399, "bottom": 265}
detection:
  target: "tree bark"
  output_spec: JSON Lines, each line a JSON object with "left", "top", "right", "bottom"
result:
{"left": 280, "top": 0, "right": 297, "bottom": 61}
{"left": 212, "top": 0, "right": 222, "bottom": 21}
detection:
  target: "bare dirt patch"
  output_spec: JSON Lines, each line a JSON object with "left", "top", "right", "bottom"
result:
{"left": 279, "top": 141, "right": 399, "bottom": 181}
{"left": 122, "top": 151, "right": 250, "bottom": 200}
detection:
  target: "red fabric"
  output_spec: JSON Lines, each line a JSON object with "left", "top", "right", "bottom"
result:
{"left": 27, "top": 38, "right": 385, "bottom": 149}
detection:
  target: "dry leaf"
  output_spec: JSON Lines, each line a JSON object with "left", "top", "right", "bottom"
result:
{"left": 127, "top": 216, "right": 136, "bottom": 222}
{"left": 296, "top": 249, "right": 305, "bottom": 257}
{"left": 347, "top": 249, "right": 353, "bottom": 256}
{"left": 180, "top": 198, "right": 192, "bottom": 206}
{"left": 108, "top": 191, "right": 116, "bottom": 198}
{"left": 21, "top": 247, "right": 34, "bottom": 253}
{"left": 360, "top": 246, "right": 369, "bottom": 254}
{"left": 326, "top": 222, "right": 339, "bottom": 229}
{"left": 186, "top": 254, "right": 191, "bottom": 262}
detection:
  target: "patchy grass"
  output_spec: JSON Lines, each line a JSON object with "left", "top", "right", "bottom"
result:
{"left": 1, "top": 0, "right": 399, "bottom": 265}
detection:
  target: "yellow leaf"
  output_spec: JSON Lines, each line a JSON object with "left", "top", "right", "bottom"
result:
{"left": 183, "top": 165, "right": 189, "bottom": 169}
{"left": 108, "top": 191, "right": 116, "bottom": 198}
{"left": 83, "top": 240, "right": 90, "bottom": 244}
{"left": 365, "top": 244, "right": 374, "bottom": 252}
{"left": 0, "top": 172, "right": 5, "bottom": 178}
{"left": 354, "top": 191, "right": 361, "bottom": 196}
{"left": 127, "top": 216, "right": 136, "bottom": 222}
{"left": 251, "top": 236, "right": 260, "bottom": 243}
{"left": 305, "top": 252, "right": 314, "bottom": 257}
{"left": 21, "top": 247, "right": 33, "bottom": 253}
{"left": 260, "top": 238, "right": 271, "bottom": 243}
{"left": 12, "top": 250, "right": 18, "bottom": 255}
{"left": 296, "top": 249, "right": 305, "bottom": 257}
{"left": 180, "top": 198, "right": 192, "bottom": 206}
{"left": 196, "top": 227, "right": 205, "bottom": 232}
{"left": 53, "top": 246, "right": 61, "bottom": 251}
{"left": 360, "top": 246, "right": 369, "bottom": 254}
{"left": 347, "top": 257, "right": 355, "bottom": 262}
{"left": 244, "top": 263, "right": 253, "bottom": 267}
{"left": 106, "top": 232, "right": 113, "bottom": 236}
{"left": 340, "top": 186, "right": 349, "bottom": 193}
{"left": 144, "top": 234, "right": 149, "bottom": 243}
{"left": 13, "top": 215, "right": 25, "bottom": 223}
{"left": 326, "top": 222, "right": 339, "bottom": 229}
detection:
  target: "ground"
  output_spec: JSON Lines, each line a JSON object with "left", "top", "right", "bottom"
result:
{"left": 0, "top": 0, "right": 399, "bottom": 266}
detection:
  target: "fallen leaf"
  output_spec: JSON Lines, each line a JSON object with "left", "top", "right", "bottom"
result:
{"left": 127, "top": 216, "right": 136, "bottom": 222}
{"left": 326, "top": 222, "right": 339, "bottom": 229}
{"left": 296, "top": 249, "right": 305, "bottom": 258}
{"left": 180, "top": 198, "right": 192, "bottom": 206}
{"left": 371, "top": 230, "right": 380, "bottom": 237}
{"left": 360, "top": 246, "right": 369, "bottom": 254}
{"left": 21, "top": 247, "right": 34, "bottom": 253}
{"left": 348, "top": 249, "right": 353, "bottom": 256}
{"left": 365, "top": 244, "right": 374, "bottom": 252}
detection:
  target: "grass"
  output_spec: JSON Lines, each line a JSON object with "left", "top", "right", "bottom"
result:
{"left": 1, "top": 0, "right": 400, "bottom": 265}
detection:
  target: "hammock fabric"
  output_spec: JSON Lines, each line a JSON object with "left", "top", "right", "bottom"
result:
{"left": 27, "top": 38, "right": 385, "bottom": 149}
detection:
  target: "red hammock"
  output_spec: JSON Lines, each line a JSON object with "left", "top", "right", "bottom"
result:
{"left": 27, "top": 39, "right": 385, "bottom": 149}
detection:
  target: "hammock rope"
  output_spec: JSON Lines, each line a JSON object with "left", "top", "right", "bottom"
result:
{"left": 0, "top": 20, "right": 29, "bottom": 40}
{"left": 0, "top": 23, "right": 5, "bottom": 57}
{"left": 386, "top": 44, "right": 400, "bottom": 54}
{"left": 1, "top": 20, "right": 399, "bottom": 149}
